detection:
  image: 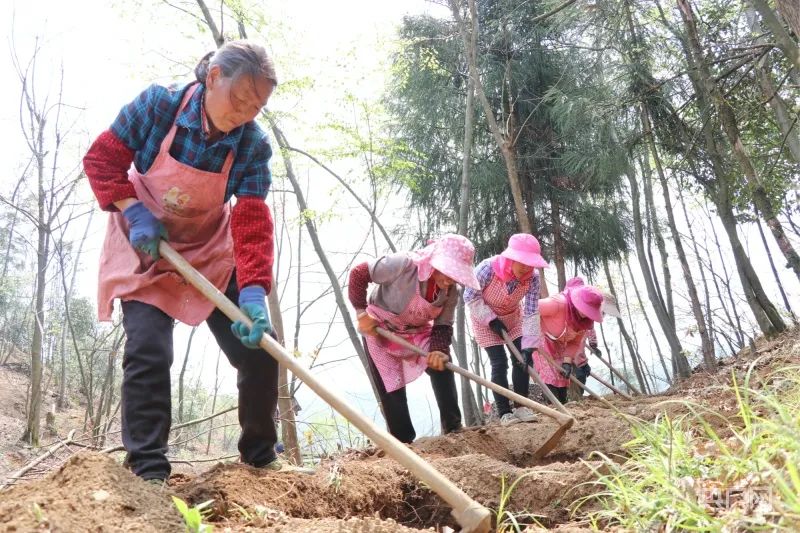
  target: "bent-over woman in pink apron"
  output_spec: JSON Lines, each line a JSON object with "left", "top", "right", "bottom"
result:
{"left": 563, "top": 276, "right": 600, "bottom": 388}
{"left": 83, "top": 41, "right": 288, "bottom": 483}
{"left": 536, "top": 283, "right": 605, "bottom": 404}
{"left": 465, "top": 234, "right": 548, "bottom": 426}
{"left": 347, "top": 234, "right": 480, "bottom": 443}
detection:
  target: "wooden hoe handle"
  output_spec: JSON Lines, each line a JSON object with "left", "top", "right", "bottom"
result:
{"left": 159, "top": 242, "right": 491, "bottom": 533}
{"left": 375, "top": 327, "right": 574, "bottom": 427}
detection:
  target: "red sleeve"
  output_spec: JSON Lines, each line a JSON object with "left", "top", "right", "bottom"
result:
{"left": 83, "top": 130, "right": 137, "bottom": 211}
{"left": 348, "top": 262, "right": 371, "bottom": 310}
{"left": 429, "top": 324, "right": 453, "bottom": 355}
{"left": 231, "top": 197, "right": 274, "bottom": 293}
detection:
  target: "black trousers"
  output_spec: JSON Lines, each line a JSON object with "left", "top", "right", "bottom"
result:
{"left": 120, "top": 273, "right": 278, "bottom": 481}
{"left": 546, "top": 385, "right": 568, "bottom": 404}
{"left": 484, "top": 337, "right": 531, "bottom": 416}
{"left": 363, "top": 338, "right": 462, "bottom": 443}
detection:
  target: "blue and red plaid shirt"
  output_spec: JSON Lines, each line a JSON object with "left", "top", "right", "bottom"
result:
{"left": 84, "top": 81, "right": 275, "bottom": 292}
{"left": 110, "top": 81, "right": 272, "bottom": 201}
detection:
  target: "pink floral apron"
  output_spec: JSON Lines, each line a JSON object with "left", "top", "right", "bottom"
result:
{"left": 471, "top": 275, "right": 530, "bottom": 348}
{"left": 98, "top": 84, "right": 235, "bottom": 326}
{"left": 365, "top": 284, "right": 444, "bottom": 393}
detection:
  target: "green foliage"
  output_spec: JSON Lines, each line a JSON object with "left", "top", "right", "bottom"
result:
{"left": 172, "top": 496, "right": 214, "bottom": 533}
{"left": 576, "top": 363, "right": 800, "bottom": 531}
{"left": 494, "top": 472, "right": 546, "bottom": 532}
{"left": 386, "top": 1, "right": 631, "bottom": 272}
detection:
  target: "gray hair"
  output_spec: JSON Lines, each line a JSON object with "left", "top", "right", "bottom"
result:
{"left": 194, "top": 40, "right": 278, "bottom": 86}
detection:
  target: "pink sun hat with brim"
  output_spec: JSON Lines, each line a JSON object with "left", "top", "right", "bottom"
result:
{"left": 571, "top": 285, "right": 605, "bottom": 323}
{"left": 411, "top": 234, "right": 481, "bottom": 290}
{"left": 500, "top": 233, "right": 549, "bottom": 269}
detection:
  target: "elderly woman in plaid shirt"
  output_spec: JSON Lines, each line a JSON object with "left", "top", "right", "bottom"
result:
{"left": 83, "top": 40, "right": 288, "bottom": 483}
{"left": 465, "top": 234, "right": 548, "bottom": 426}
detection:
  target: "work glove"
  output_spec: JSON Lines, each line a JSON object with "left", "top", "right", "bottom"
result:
{"left": 488, "top": 318, "right": 507, "bottom": 337}
{"left": 231, "top": 285, "right": 272, "bottom": 349}
{"left": 427, "top": 350, "right": 449, "bottom": 371}
{"left": 590, "top": 346, "right": 602, "bottom": 358}
{"left": 356, "top": 311, "right": 379, "bottom": 337}
{"left": 560, "top": 362, "right": 575, "bottom": 379}
{"left": 123, "top": 201, "right": 168, "bottom": 261}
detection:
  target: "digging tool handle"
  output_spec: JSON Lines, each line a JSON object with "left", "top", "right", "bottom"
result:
{"left": 499, "top": 331, "right": 572, "bottom": 418}
{"left": 537, "top": 349, "right": 604, "bottom": 401}
{"left": 536, "top": 350, "right": 618, "bottom": 410}
{"left": 375, "top": 327, "right": 573, "bottom": 426}
{"left": 588, "top": 370, "right": 634, "bottom": 400}
{"left": 159, "top": 242, "right": 491, "bottom": 533}
{"left": 590, "top": 352, "right": 641, "bottom": 395}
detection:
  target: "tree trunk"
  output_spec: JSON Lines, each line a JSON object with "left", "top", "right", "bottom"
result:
{"left": 663, "top": 0, "right": 787, "bottom": 337}
{"left": 755, "top": 56, "right": 800, "bottom": 163}
{"left": 449, "top": 0, "right": 531, "bottom": 234}
{"left": 453, "top": 42, "right": 481, "bottom": 427}
{"left": 642, "top": 108, "right": 715, "bottom": 368}
{"left": 603, "top": 258, "right": 649, "bottom": 393}
{"left": 716, "top": 197, "right": 785, "bottom": 335}
{"left": 270, "top": 122, "right": 384, "bottom": 407}
{"left": 625, "top": 164, "right": 690, "bottom": 378}
{"left": 206, "top": 349, "right": 222, "bottom": 455}
{"left": 747, "top": 0, "right": 800, "bottom": 73}
{"left": 776, "top": 0, "right": 800, "bottom": 38}
{"left": 178, "top": 326, "right": 197, "bottom": 427}
{"left": 267, "top": 270, "right": 302, "bottom": 465}
{"left": 23, "top": 127, "right": 49, "bottom": 447}
{"left": 641, "top": 159, "right": 673, "bottom": 324}
{"left": 704, "top": 202, "right": 745, "bottom": 349}
{"left": 678, "top": 0, "right": 800, "bottom": 284}
{"left": 597, "top": 323, "right": 615, "bottom": 387}
{"left": 455, "top": 304, "right": 480, "bottom": 426}
{"left": 550, "top": 193, "right": 566, "bottom": 291}
{"left": 755, "top": 207, "right": 798, "bottom": 324}
{"left": 625, "top": 258, "right": 672, "bottom": 385}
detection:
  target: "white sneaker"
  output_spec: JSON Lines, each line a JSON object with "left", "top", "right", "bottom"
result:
{"left": 513, "top": 406, "right": 536, "bottom": 423}
{"left": 500, "top": 412, "right": 521, "bottom": 426}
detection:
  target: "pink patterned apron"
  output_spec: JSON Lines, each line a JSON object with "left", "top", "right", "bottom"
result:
{"left": 471, "top": 274, "right": 530, "bottom": 348}
{"left": 97, "top": 84, "right": 235, "bottom": 326}
{"left": 534, "top": 323, "right": 572, "bottom": 388}
{"left": 365, "top": 284, "right": 444, "bottom": 393}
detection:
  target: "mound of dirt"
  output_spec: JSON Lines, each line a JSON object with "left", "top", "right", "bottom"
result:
{"left": 174, "top": 457, "right": 410, "bottom": 521}
{"left": 1, "top": 328, "right": 795, "bottom": 532}
{"left": 0, "top": 452, "right": 184, "bottom": 532}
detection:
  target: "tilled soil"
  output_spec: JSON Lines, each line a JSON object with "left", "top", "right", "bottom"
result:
{"left": 0, "top": 328, "right": 796, "bottom": 532}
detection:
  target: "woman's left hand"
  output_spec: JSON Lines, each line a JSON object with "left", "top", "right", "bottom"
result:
{"left": 232, "top": 286, "right": 272, "bottom": 349}
{"left": 427, "top": 351, "right": 449, "bottom": 371}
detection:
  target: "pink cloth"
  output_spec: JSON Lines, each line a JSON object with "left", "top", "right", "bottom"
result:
{"left": 470, "top": 272, "right": 529, "bottom": 348}
{"left": 565, "top": 289, "right": 595, "bottom": 331}
{"left": 364, "top": 283, "right": 443, "bottom": 393}
{"left": 409, "top": 234, "right": 480, "bottom": 290}
{"left": 491, "top": 255, "right": 534, "bottom": 283}
{"left": 98, "top": 84, "right": 235, "bottom": 325}
{"left": 535, "top": 293, "right": 590, "bottom": 387}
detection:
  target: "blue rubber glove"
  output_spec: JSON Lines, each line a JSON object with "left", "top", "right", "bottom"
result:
{"left": 231, "top": 285, "right": 272, "bottom": 349}
{"left": 123, "top": 201, "right": 168, "bottom": 260}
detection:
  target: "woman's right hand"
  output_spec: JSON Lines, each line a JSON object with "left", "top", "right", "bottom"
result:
{"left": 356, "top": 312, "right": 379, "bottom": 336}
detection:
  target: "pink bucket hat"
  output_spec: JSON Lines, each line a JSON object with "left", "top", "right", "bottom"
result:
{"left": 500, "top": 233, "right": 549, "bottom": 269}
{"left": 411, "top": 234, "right": 480, "bottom": 290}
{"left": 571, "top": 285, "right": 604, "bottom": 323}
